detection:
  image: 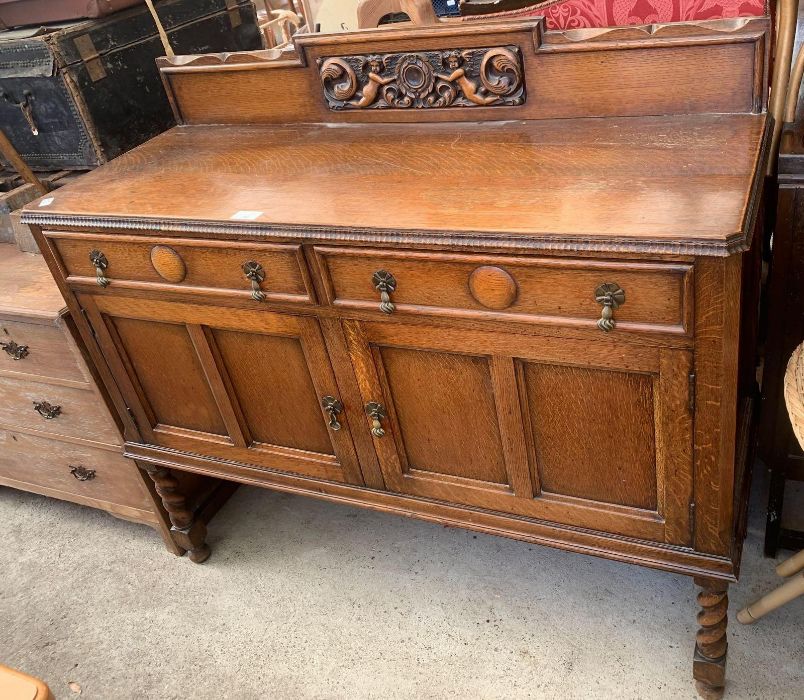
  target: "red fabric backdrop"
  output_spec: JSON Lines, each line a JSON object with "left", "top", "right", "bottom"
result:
{"left": 469, "top": 0, "right": 767, "bottom": 30}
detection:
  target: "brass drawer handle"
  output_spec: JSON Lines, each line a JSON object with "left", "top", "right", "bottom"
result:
{"left": 69, "top": 465, "right": 96, "bottom": 481}
{"left": 1, "top": 340, "right": 29, "bottom": 360}
{"left": 372, "top": 270, "right": 396, "bottom": 314}
{"left": 595, "top": 283, "right": 625, "bottom": 332}
{"left": 321, "top": 395, "right": 343, "bottom": 431}
{"left": 365, "top": 401, "right": 387, "bottom": 437}
{"left": 89, "top": 250, "right": 110, "bottom": 288}
{"left": 33, "top": 400, "right": 62, "bottom": 419}
{"left": 242, "top": 261, "right": 266, "bottom": 302}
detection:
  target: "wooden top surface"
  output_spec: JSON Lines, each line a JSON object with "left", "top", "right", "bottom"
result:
{"left": 23, "top": 113, "right": 769, "bottom": 256}
{"left": 0, "top": 244, "right": 67, "bottom": 321}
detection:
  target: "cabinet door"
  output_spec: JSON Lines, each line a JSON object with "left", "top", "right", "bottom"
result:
{"left": 78, "top": 293, "right": 364, "bottom": 485}
{"left": 344, "top": 319, "right": 693, "bottom": 544}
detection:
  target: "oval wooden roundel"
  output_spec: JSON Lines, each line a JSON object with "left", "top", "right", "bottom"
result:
{"left": 150, "top": 245, "right": 186, "bottom": 283}
{"left": 468, "top": 266, "right": 518, "bottom": 310}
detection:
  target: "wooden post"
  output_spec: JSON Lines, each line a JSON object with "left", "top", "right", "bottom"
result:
{"left": 0, "top": 128, "right": 47, "bottom": 196}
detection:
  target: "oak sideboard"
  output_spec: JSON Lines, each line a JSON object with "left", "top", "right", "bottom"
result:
{"left": 24, "top": 16, "right": 770, "bottom": 698}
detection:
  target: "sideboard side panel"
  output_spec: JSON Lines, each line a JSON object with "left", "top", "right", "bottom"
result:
{"left": 693, "top": 255, "right": 742, "bottom": 556}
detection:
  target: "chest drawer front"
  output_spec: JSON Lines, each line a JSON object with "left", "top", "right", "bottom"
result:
{"left": 0, "top": 376, "right": 121, "bottom": 445}
{"left": 315, "top": 247, "right": 692, "bottom": 334}
{"left": 0, "top": 429, "right": 151, "bottom": 511}
{"left": 49, "top": 234, "right": 315, "bottom": 304}
{"left": 0, "top": 318, "right": 88, "bottom": 385}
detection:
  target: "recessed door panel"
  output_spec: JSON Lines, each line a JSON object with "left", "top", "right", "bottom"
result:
{"left": 378, "top": 346, "right": 509, "bottom": 485}
{"left": 520, "top": 363, "right": 658, "bottom": 510}
{"left": 112, "top": 316, "right": 227, "bottom": 437}
{"left": 212, "top": 329, "right": 334, "bottom": 455}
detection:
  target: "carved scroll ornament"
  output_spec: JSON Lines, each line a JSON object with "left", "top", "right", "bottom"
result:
{"left": 318, "top": 46, "right": 525, "bottom": 110}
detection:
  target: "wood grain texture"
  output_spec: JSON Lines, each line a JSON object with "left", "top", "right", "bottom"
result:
{"left": 468, "top": 266, "right": 518, "bottom": 310}
{"left": 521, "top": 362, "right": 658, "bottom": 510}
{"left": 141, "top": 462, "right": 210, "bottom": 564}
{"left": 111, "top": 316, "right": 229, "bottom": 437}
{"left": 693, "top": 577, "right": 729, "bottom": 699}
{"left": 128, "top": 439, "right": 738, "bottom": 580}
{"left": 341, "top": 317, "right": 686, "bottom": 541}
{"left": 316, "top": 246, "right": 692, "bottom": 334}
{"left": 23, "top": 114, "right": 768, "bottom": 257}
{"left": 83, "top": 292, "right": 366, "bottom": 485}
{"left": 378, "top": 344, "right": 509, "bottom": 483}
{"left": 0, "top": 375, "right": 121, "bottom": 445}
{"left": 50, "top": 234, "right": 313, "bottom": 304}
{"left": 150, "top": 245, "right": 187, "bottom": 283}
{"left": 0, "top": 427, "right": 152, "bottom": 511}
{"left": 157, "top": 18, "right": 767, "bottom": 125}
{"left": 0, "top": 245, "right": 232, "bottom": 554}
{"left": 20, "top": 23, "right": 767, "bottom": 697}
{"left": 0, "top": 319, "right": 88, "bottom": 386}
{"left": 693, "top": 256, "right": 741, "bottom": 556}
{"left": 212, "top": 328, "right": 334, "bottom": 455}
{"left": 0, "top": 245, "right": 68, "bottom": 321}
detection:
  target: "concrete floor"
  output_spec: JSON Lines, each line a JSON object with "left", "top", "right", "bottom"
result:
{"left": 0, "top": 474, "right": 802, "bottom": 700}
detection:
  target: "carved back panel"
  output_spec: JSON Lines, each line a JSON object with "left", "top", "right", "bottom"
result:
{"left": 158, "top": 18, "right": 768, "bottom": 126}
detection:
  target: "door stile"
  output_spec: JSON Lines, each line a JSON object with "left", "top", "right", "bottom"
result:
{"left": 341, "top": 319, "right": 408, "bottom": 492}
{"left": 659, "top": 348, "right": 695, "bottom": 545}
{"left": 514, "top": 359, "right": 543, "bottom": 497}
{"left": 318, "top": 318, "right": 386, "bottom": 490}
{"left": 296, "top": 317, "right": 366, "bottom": 486}
{"left": 489, "top": 356, "right": 536, "bottom": 499}
{"left": 80, "top": 294, "right": 159, "bottom": 444}
{"left": 186, "top": 324, "right": 250, "bottom": 449}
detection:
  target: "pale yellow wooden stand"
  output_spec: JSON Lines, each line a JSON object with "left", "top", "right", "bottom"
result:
{"left": 738, "top": 343, "right": 804, "bottom": 624}
{"left": 0, "top": 664, "right": 54, "bottom": 700}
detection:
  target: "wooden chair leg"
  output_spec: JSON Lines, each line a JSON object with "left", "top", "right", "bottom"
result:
{"left": 143, "top": 464, "right": 211, "bottom": 563}
{"left": 776, "top": 548, "right": 804, "bottom": 577}
{"left": 693, "top": 577, "right": 728, "bottom": 700}
{"left": 737, "top": 569, "right": 804, "bottom": 624}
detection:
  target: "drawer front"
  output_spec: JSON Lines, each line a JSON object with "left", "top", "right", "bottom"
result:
{"left": 0, "top": 376, "right": 121, "bottom": 445}
{"left": 315, "top": 247, "right": 692, "bottom": 334}
{"left": 0, "top": 428, "right": 151, "bottom": 510}
{"left": 49, "top": 233, "right": 316, "bottom": 304}
{"left": 0, "top": 318, "right": 88, "bottom": 384}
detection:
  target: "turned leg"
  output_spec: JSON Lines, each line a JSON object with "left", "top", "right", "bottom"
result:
{"left": 144, "top": 464, "right": 211, "bottom": 563}
{"left": 693, "top": 577, "right": 729, "bottom": 699}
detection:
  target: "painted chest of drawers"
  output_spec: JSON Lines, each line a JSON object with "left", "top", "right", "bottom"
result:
{"left": 24, "top": 17, "right": 770, "bottom": 698}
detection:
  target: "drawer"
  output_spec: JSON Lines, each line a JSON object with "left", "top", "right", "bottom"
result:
{"left": 0, "top": 375, "right": 121, "bottom": 445}
{"left": 0, "top": 317, "right": 88, "bottom": 384}
{"left": 314, "top": 247, "right": 692, "bottom": 334}
{"left": 48, "top": 233, "right": 316, "bottom": 304}
{"left": 0, "top": 428, "right": 151, "bottom": 511}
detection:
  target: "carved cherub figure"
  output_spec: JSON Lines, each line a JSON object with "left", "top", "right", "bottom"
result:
{"left": 353, "top": 55, "right": 393, "bottom": 108}
{"left": 437, "top": 51, "right": 499, "bottom": 106}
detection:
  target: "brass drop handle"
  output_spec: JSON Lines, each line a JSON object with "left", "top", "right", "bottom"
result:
{"left": 372, "top": 270, "right": 396, "bottom": 314}
{"left": 242, "top": 261, "right": 266, "bottom": 302}
{"left": 0, "top": 340, "right": 29, "bottom": 360}
{"left": 89, "top": 249, "right": 110, "bottom": 288}
{"left": 33, "top": 400, "right": 62, "bottom": 420}
{"left": 365, "top": 401, "right": 387, "bottom": 437}
{"left": 594, "top": 283, "right": 625, "bottom": 332}
{"left": 321, "top": 395, "right": 343, "bottom": 431}
{"left": 69, "top": 465, "right": 96, "bottom": 481}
